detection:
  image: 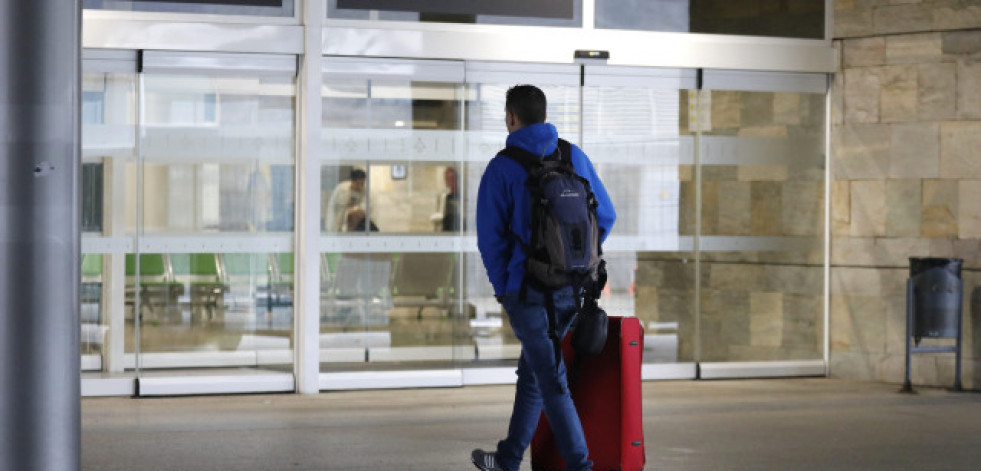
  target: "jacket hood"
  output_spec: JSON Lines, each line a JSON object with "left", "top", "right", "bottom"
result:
{"left": 505, "top": 122, "right": 558, "bottom": 157}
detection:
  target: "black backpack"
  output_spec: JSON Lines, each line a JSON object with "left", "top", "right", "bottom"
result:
{"left": 500, "top": 139, "right": 603, "bottom": 292}
{"left": 500, "top": 139, "right": 609, "bottom": 363}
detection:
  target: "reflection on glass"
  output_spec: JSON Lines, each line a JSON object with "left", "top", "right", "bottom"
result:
{"left": 131, "top": 252, "right": 293, "bottom": 369}
{"left": 137, "top": 163, "right": 292, "bottom": 233}
{"left": 596, "top": 0, "right": 824, "bottom": 39}
{"left": 134, "top": 71, "right": 296, "bottom": 372}
{"left": 81, "top": 71, "right": 138, "bottom": 376}
{"left": 322, "top": 72, "right": 475, "bottom": 369}
{"left": 696, "top": 90, "right": 826, "bottom": 362}
{"left": 583, "top": 84, "right": 689, "bottom": 364}
{"left": 82, "top": 0, "right": 295, "bottom": 16}
{"left": 327, "top": 0, "right": 582, "bottom": 27}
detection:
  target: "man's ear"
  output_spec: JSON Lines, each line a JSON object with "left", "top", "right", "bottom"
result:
{"left": 506, "top": 111, "right": 515, "bottom": 128}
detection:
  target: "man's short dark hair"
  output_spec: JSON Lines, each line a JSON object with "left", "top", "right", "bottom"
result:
{"left": 350, "top": 169, "right": 366, "bottom": 181}
{"left": 505, "top": 85, "right": 547, "bottom": 126}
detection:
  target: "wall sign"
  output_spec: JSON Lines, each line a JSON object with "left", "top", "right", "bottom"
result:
{"left": 336, "top": 0, "right": 574, "bottom": 19}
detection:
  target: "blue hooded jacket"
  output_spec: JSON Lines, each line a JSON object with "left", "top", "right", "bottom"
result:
{"left": 476, "top": 123, "right": 616, "bottom": 297}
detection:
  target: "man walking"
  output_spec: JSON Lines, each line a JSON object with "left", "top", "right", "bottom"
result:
{"left": 472, "top": 85, "right": 616, "bottom": 471}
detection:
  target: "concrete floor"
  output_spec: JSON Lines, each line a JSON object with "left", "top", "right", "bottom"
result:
{"left": 82, "top": 378, "right": 981, "bottom": 471}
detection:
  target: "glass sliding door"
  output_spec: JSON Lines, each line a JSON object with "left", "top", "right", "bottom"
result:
{"left": 582, "top": 65, "right": 698, "bottom": 378}
{"left": 320, "top": 58, "right": 471, "bottom": 385}
{"left": 81, "top": 50, "right": 140, "bottom": 395}
{"left": 463, "top": 62, "right": 582, "bottom": 378}
{"left": 135, "top": 52, "right": 297, "bottom": 394}
{"left": 696, "top": 70, "right": 827, "bottom": 378}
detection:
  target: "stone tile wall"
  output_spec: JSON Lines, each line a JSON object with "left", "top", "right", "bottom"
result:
{"left": 833, "top": 0, "right": 981, "bottom": 389}
{"left": 635, "top": 87, "right": 825, "bottom": 365}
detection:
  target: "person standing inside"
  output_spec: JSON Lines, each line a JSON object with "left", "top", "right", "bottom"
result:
{"left": 472, "top": 85, "right": 616, "bottom": 471}
{"left": 324, "top": 168, "right": 367, "bottom": 232}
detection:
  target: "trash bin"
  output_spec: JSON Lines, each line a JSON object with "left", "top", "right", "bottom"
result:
{"left": 908, "top": 257, "right": 962, "bottom": 344}
{"left": 903, "top": 257, "right": 964, "bottom": 392}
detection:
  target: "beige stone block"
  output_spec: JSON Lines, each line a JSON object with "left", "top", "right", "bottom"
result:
{"left": 927, "top": 237, "right": 955, "bottom": 259}
{"left": 940, "top": 122, "right": 981, "bottom": 178}
{"left": 765, "top": 265, "right": 824, "bottom": 296}
{"left": 958, "top": 180, "right": 981, "bottom": 238}
{"left": 717, "top": 181, "right": 751, "bottom": 235}
{"left": 921, "top": 179, "right": 959, "bottom": 237}
{"left": 879, "top": 269, "right": 908, "bottom": 298}
{"left": 678, "top": 165, "right": 693, "bottom": 182}
{"left": 880, "top": 65, "right": 918, "bottom": 123}
{"left": 935, "top": 3, "right": 981, "bottom": 31}
{"left": 709, "top": 263, "right": 764, "bottom": 291}
{"left": 782, "top": 294, "right": 822, "bottom": 353}
{"left": 873, "top": 4, "right": 933, "bottom": 35}
{"left": 886, "top": 179, "right": 922, "bottom": 237}
{"left": 957, "top": 59, "right": 981, "bottom": 119}
{"left": 953, "top": 239, "right": 981, "bottom": 267}
{"left": 843, "top": 68, "right": 881, "bottom": 123}
{"left": 773, "top": 93, "right": 802, "bottom": 126}
{"left": 884, "top": 293, "right": 908, "bottom": 355}
{"left": 873, "top": 237, "right": 932, "bottom": 266}
{"left": 844, "top": 37, "right": 886, "bottom": 67}
{"left": 832, "top": 267, "right": 883, "bottom": 296}
{"left": 886, "top": 33, "right": 942, "bottom": 64}
{"left": 783, "top": 181, "right": 824, "bottom": 237}
{"left": 941, "top": 29, "right": 981, "bottom": 56}
{"left": 831, "top": 180, "right": 851, "bottom": 236}
{"left": 737, "top": 165, "right": 788, "bottom": 182}
{"left": 829, "top": 351, "right": 879, "bottom": 382}
{"left": 834, "top": 0, "right": 856, "bottom": 11}
{"left": 750, "top": 181, "right": 783, "bottom": 236}
{"left": 831, "top": 53, "right": 845, "bottom": 126}
{"left": 835, "top": 7, "right": 874, "bottom": 38}
{"left": 831, "top": 237, "right": 876, "bottom": 266}
{"left": 701, "top": 181, "right": 719, "bottom": 235}
{"left": 750, "top": 292, "right": 784, "bottom": 348}
{"left": 711, "top": 91, "right": 741, "bottom": 130}
{"left": 850, "top": 180, "right": 887, "bottom": 237}
{"left": 918, "top": 62, "right": 956, "bottom": 121}
{"left": 741, "top": 93, "right": 774, "bottom": 128}
{"left": 830, "top": 292, "right": 889, "bottom": 356}
{"left": 833, "top": 124, "right": 890, "bottom": 179}
{"left": 889, "top": 122, "right": 939, "bottom": 178}
{"left": 829, "top": 295, "right": 854, "bottom": 352}
{"left": 736, "top": 125, "right": 788, "bottom": 139}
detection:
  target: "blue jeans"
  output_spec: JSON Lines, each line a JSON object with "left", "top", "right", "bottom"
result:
{"left": 496, "top": 286, "right": 592, "bottom": 471}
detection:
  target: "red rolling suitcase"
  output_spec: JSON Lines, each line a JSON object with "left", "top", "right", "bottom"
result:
{"left": 531, "top": 316, "right": 645, "bottom": 471}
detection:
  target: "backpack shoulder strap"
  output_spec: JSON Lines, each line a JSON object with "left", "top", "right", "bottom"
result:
{"left": 555, "top": 138, "right": 573, "bottom": 167}
{"left": 499, "top": 146, "right": 542, "bottom": 173}
{"left": 499, "top": 141, "right": 567, "bottom": 173}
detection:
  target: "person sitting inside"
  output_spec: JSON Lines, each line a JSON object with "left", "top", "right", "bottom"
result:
{"left": 345, "top": 206, "right": 378, "bottom": 232}
{"left": 325, "top": 168, "right": 367, "bottom": 232}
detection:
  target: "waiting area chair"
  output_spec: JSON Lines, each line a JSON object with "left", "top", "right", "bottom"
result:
{"left": 390, "top": 252, "right": 457, "bottom": 318}
{"left": 321, "top": 254, "right": 392, "bottom": 328}
{"left": 125, "top": 253, "right": 184, "bottom": 323}
{"left": 81, "top": 253, "right": 103, "bottom": 324}
{"left": 170, "top": 253, "right": 227, "bottom": 323}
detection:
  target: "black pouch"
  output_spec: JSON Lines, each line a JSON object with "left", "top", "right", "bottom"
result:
{"left": 571, "top": 298, "right": 608, "bottom": 357}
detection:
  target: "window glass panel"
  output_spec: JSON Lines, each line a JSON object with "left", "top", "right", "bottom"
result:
{"left": 321, "top": 67, "right": 470, "bottom": 371}
{"left": 327, "top": 0, "right": 582, "bottom": 27}
{"left": 82, "top": 0, "right": 295, "bottom": 16}
{"left": 697, "top": 89, "right": 826, "bottom": 362}
{"left": 81, "top": 69, "right": 138, "bottom": 379}
{"left": 596, "top": 0, "right": 825, "bottom": 40}
{"left": 582, "top": 79, "right": 694, "bottom": 365}
{"left": 137, "top": 66, "right": 296, "bottom": 376}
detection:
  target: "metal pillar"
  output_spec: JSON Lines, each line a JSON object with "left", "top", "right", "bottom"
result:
{"left": 0, "top": 1, "right": 82, "bottom": 470}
